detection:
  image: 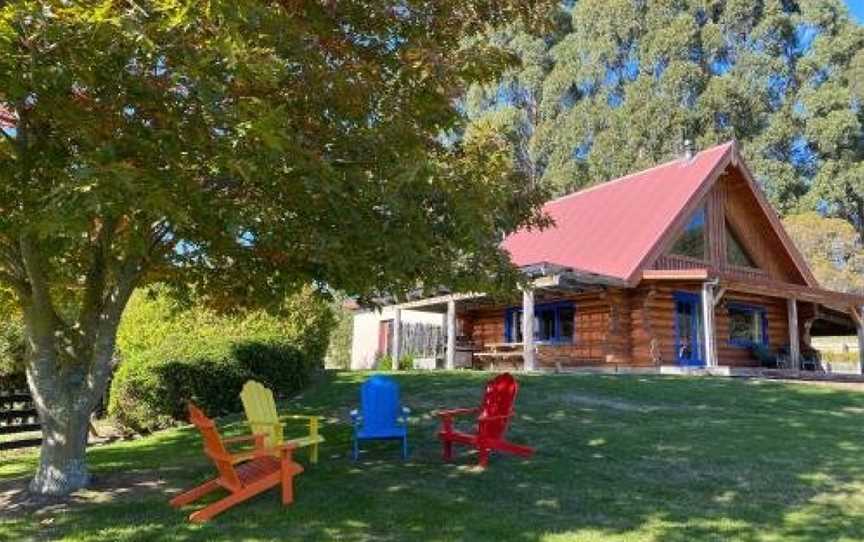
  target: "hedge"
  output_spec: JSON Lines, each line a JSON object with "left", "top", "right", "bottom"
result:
{"left": 108, "top": 286, "right": 334, "bottom": 433}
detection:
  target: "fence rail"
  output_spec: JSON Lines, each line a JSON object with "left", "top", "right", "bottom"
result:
{"left": 0, "top": 387, "right": 42, "bottom": 451}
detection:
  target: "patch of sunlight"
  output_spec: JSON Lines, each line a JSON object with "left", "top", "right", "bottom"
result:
{"left": 841, "top": 406, "right": 864, "bottom": 414}
{"left": 385, "top": 484, "right": 407, "bottom": 493}
{"left": 713, "top": 490, "right": 737, "bottom": 503}
{"left": 798, "top": 471, "right": 832, "bottom": 484}
{"left": 535, "top": 498, "right": 560, "bottom": 510}
{"left": 838, "top": 441, "right": 862, "bottom": 451}
{"left": 587, "top": 438, "right": 606, "bottom": 447}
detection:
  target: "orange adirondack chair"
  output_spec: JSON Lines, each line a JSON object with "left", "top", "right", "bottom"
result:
{"left": 169, "top": 403, "right": 304, "bottom": 523}
{"left": 437, "top": 373, "right": 535, "bottom": 468}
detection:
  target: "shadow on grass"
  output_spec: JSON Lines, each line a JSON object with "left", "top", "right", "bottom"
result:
{"left": 2, "top": 371, "right": 864, "bottom": 541}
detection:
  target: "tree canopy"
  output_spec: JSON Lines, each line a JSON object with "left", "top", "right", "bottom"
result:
{"left": 0, "top": 0, "right": 555, "bottom": 495}
{"left": 784, "top": 211, "right": 864, "bottom": 293}
{"left": 466, "top": 0, "right": 864, "bottom": 233}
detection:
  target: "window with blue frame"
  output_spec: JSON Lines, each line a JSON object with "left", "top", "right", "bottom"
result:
{"left": 505, "top": 302, "right": 575, "bottom": 343}
{"left": 728, "top": 304, "right": 768, "bottom": 347}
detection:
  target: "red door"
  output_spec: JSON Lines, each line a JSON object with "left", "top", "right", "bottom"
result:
{"left": 378, "top": 320, "right": 394, "bottom": 357}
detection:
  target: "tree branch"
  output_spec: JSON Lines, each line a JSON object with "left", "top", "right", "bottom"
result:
{"left": 18, "top": 233, "right": 68, "bottom": 331}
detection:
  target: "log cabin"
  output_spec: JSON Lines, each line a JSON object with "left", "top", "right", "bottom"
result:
{"left": 351, "top": 141, "right": 864, "bottom": 374}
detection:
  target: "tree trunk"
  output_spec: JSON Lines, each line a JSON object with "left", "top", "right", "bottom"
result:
{"left": 24, "top": 313, "right": 120, "bottom": 496}
{"left": 28, "top": 380, "right": 93, "bottom": 495}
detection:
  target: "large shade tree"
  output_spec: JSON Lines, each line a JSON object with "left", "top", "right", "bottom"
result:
{"left": 0, "top": 0, "right": 554, "bottom": 495}
{"left": 467, "top": 0, "right": 864, "bottom": 221}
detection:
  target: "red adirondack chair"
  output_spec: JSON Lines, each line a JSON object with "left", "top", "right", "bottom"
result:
{"left": 437, "top": 373, "right": 535, "bottom": 468}
{"left": 169, "top": 403, "right": 304, "bottom": 523}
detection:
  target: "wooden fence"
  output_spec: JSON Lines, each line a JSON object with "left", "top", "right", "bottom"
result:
{"left": 0, "top": 386, "right": 41, "bottom": 451}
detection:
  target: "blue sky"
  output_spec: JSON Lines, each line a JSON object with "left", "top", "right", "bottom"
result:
{"left": 847, "top": 1, "right": 864, "bottom": 23}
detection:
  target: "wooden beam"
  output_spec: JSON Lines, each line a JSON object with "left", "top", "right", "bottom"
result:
{"left": 787, "top": 299, "right": 800, "bottom": 370}
{"left": 445, "top": 299, "right": 456, "bottom": 370}
{"left": 394, "top": 292, "right": 484, "bottom": 311}
{"left": 521, "top": 287, "right": 535, "bottom": 371}
{"left": 642, "top": 269, "right": 710, "bottom": 281}
{"left": 722, "top": 277, "right": 864, "bottom": 309}
{"left": 847, "top": 306, "right": 864, "bottom": 375}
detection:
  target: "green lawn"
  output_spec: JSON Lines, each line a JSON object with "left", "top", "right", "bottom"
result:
{"left": 2, "top": 371, "right": 864, "bottom": 541}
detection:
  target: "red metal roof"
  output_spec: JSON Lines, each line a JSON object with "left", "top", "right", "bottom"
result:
{"left": 503, "top": 141, "right": 736, "bottom": 283}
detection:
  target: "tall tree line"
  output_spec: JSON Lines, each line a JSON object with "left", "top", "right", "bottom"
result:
{"left": 466, "top": 0, "right": 864, "bottom": 237}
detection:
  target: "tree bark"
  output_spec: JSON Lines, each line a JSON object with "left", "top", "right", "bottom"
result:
{"left": 25, "top": 324, "right": 119, "bottom": 496}
{"left": 21, "top": 284, "right": 125, "bottom": 496}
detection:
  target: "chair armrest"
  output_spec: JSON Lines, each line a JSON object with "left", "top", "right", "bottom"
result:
{"left": 478, "top": 413, "right": 513, "bottom": 422}
{"left": 248, "top": 420, "right": 285, "bottom": 430}
{"left": 223, "top": 433, "right": 267, "bottom": 445}
{"left": 265, "top": 442, "right": 298, "bottom": 454}
{"left": 436, "top": 408, "right": 479, "bottom": 419}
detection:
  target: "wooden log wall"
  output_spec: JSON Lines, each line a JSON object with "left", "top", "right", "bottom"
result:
{"left": 463, "top": 290, "right": 634, "bottom": 368}
{"left": 630, "top": 283, "right": 790, "bottom": 367}
{"left": 461, "top": 284, "right": 794, "bottom": 368}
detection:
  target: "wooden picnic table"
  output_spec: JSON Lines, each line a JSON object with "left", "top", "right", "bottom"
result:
{"left": 473, "top": 342, "right": 535, "bottom": 370}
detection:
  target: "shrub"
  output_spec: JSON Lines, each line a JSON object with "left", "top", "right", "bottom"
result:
{"left": 325, "top": 300, "right": 354, "bottom": 369}
{"left": 0, "top": 315, "right": 25, "bottom": 378}
{"left": 375, "top": 354, "right": 413, "bottom": 371}
{"left": 109, "top": 285, "right": 334, "bottom": 433}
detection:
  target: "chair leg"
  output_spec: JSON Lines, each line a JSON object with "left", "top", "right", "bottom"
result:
{"left": 352, "top": 437, "right": 359, "bottom": 461}
{"left": 402, "top": 436, "right": 408, "bottom": 459}
{"left": 170, "top": 479, "right": 220, "bottom": 508}
{"left": 189, "top": 491, "right": 250, "bottom": 523}
{"left": 310, "top": 442, "right": 319, "bottom": 464}
{"left": 282, "top": 470, "right": 295, "bottom": 505}
{"left": 478, "top": 448, "right": 490, "bottom": 469}
{"left": 442, "top": 439, "right": 453, "bottom": 462}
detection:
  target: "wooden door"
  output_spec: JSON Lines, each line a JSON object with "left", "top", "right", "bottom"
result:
{"left": 378, "top": 320, "right": 394, "bottom": 357}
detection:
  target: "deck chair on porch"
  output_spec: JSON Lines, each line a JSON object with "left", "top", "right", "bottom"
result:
{"left": 169, "top": 403, "right": 304, "bottom": 523}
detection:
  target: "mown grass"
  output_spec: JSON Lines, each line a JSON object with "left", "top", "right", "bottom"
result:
{"left": 2, "top": 371, "right": 864, "bottom": 541}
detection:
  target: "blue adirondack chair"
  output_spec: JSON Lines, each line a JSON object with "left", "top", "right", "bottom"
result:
{"left": 350, "top": 375, "right": 410, "bottom": 460}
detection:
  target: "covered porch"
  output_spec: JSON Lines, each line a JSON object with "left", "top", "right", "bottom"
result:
{"left": 385, "top": 263, "right": 626, "bottom": 372}
{"left": 383, "top": 265, "right": 864, "bottom": 376}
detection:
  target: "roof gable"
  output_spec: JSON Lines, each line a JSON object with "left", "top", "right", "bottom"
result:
{"left": 502, "top": 141, "right": 817, "bottom": 287}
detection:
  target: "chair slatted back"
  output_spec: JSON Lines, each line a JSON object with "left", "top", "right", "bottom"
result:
{"left": 188, "top": 403, "right": 243, "bottom": 491}
{"left": 477, "top": 373, "right": 518, "bottom": 441}
{"left": 360, "top": 375, "right": 402, "bottom": 434}
{"left": 240, "top": 380, "right": 280, "bottom": 447}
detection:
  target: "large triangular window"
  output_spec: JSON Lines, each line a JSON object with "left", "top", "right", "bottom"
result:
{"left": 726, "top": 222, "right": 757, "bottom": 268}
{"left": 670, "top": 206, "right": 706, "bottom": 260}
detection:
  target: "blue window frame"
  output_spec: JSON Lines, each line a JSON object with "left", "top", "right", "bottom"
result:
{"left": 727, "top": 303, "right": 769, "bottom": 348}
{"left": 504, "top": 301, "right": 575, "bottom": 344}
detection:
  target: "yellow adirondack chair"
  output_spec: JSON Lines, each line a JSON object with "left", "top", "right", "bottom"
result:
{"left": 240, "top": 380, "right": 324, "bottom": 464}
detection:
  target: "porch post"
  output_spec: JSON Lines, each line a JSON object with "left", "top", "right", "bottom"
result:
{"left": 446, "top": 299, "right": 456, "bottom": 370}
{"left": 522, "top": 287, "right": 536, "bottom": 371}
{"left": 392, "top": 307, "right": 402, "bottom": 370}
{"left": 787, "top": 298, "right": 800, "bottom": 370}
{"left": 701, "top": 281, "right": 718, "bottom": 367}
{"left": 856, "top": 306, "right": 864, "bottom": 375}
